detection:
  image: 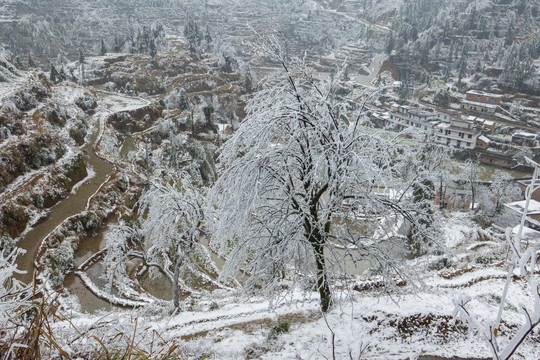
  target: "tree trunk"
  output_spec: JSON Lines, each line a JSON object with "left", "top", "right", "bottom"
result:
{"left": 173, "top": 262, "right": 181, "bottom": 310}
{"left": 471, "top": 185, "right": 475, "bottom": 211}
{"left": 439, "top": 177, "right": 444, "bottom": 209}
{"left": 191, "top": 109, "right": 195, "bottom": 138}
{"left": 313, "top": 241, "right": 332, "bottom": 312}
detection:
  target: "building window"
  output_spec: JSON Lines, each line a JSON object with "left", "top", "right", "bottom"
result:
{"left": 457, "top": 140, "right": 461, "bottom": 147}
{"left": 437, "top": 136, "right": 441, "bottom": 141}
{"left": 468, "top": 134, "right": 472, "bottom": 138}
{"left": 466, "top": 142, "right": 471, "bottom": 147}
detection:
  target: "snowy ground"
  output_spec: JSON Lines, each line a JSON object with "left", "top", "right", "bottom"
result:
{"left": 45, "top": 211, "right": 539, "bottom": 360}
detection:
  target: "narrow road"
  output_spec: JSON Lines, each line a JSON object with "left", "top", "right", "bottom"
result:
{"left": 357, "top": 54, "right": 387, "bottom": 87}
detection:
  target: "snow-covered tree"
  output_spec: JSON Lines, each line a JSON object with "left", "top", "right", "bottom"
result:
{"left": 183, "top": 18, "right": 202, "bottom": 55}
{"left": 209, "top": 38, "right": 442, "bottom": 312}
{"left": 99, "top": 38, "right": 107, "bottom": 56}
{"left": 0, "top": 248, "right": 34, "bottom": 354}
{"left": 104, "top": 174, "right": 212, "bottom": 310}
{"left": 165, "top": 87, "right": 190, "bottom": 111}
{"left": 483, "top": 170, "right": 522, "bottom": 218}
{"left": 463, "top": 158, "right": 483, "bottom": 211}
{"left": 77, "top": 49, "right": 86, "bottom": 86}
{"left": 49, "top": 64, "right": 60, "bottom": 84}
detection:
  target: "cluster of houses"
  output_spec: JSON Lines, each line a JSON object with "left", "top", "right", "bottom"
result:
{"left": 368, "top": 90, "right": 540, "bottom": 212}
{"left": 371, "top": 90, "right": 539, "bottom": 152}
{"left": 372, "top": 102, "right": 493, "bottom": 150}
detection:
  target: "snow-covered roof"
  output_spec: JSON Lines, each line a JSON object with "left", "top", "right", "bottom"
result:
{"left": 465, "top": 90, "right": 503, "bottom": 98}
{"left": 504, "top": 199, "right": 540, "bottom": 215}
{"left": 483, "top": 120, "right": 495, "bottom": 127}
{"left": 436, "top": 122, "right": 451, "bottom": 129}
{"left": 478, "top": 135, "right": 490, "bottom": 143}
{"left": 408, "top": 109, "right": 434, "bottom": 118}
{"left": 518, "top": 179, "right": 540, "bottom": 187}
{"left": 512, "top": 224, "right": 540, "bottom": 240}
{"left": 438, "top": 108, "right": 460, "bottom": 115}
{"left": 513, "top": 131, "right": 537, "bottom": 139}
{"left": 461, "top": 99, "right": 498, "bottom": 109}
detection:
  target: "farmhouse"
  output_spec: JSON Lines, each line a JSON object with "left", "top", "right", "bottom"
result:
{"left": 512, "top": 132, "right": 537, "bottom": 147}
{"left": 461, "top": 90, "right": 503, "bottom": 114}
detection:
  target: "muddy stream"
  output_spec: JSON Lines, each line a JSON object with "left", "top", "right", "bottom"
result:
{"left": 14, "top": 107, "right": 118, "bottom": 311}
{"left": 15, "top": 116, "right": 114, "bottom": 285}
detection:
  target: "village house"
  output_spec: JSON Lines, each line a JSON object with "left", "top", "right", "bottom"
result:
{"left": 386, "top": 105, "right": 441, "bottom": 132}
{"left": 435, "top": 109, "right": 461, "bottom": 124}
{"left": 461, "top": 90, "right": 503, "bottom": 114}
{"left": 467, "top": 115, "right": 496, "bottom": 135}
{"left": 378, "top": 105, "right": 483, "bottom": 149}
{"left": 477, "top": 151, "right": 518, "bottom": 169}
{"left": 504, "top": 199, "right": 540, "bottom": 223}
{"left": 434, "top": 117, "right": 482, "bottom": 150}
{"left": 476, "top": 135, "right": 490, "bottom": 150}
{"left": 512, "top": 131, "right": 538, "bottom": 147}
{"left": 517, "top": 179, "right": 540, "bottom": 203}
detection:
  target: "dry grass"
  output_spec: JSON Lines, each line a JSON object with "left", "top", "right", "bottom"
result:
{"left": 0, "top": 282, "right": 189, "bottom": 360}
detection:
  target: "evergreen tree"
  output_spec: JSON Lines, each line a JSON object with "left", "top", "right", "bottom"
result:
{"left": 504, "top": 19, "right": 516, "bottom": 46}
{"left": 15, "top": 56, "right": 24, "bottom": 70}
{"left": 177, "top": 89, "right": 190, "bottom": 111}
{"left": 27, "top": 54, "right": 36, "bottom": 68}
{"left": 100, "top": 39, "right": 107, "bottom": 56}
{"left": 184, "top": 18, "right": 202, "bottom": 54}
{"left": 49, "top": 64, "right": 60, "bottom": 84}
{"left": 221, "top": 54, "right": 235, "bottom": 73}
{"left": 78, "top": 49, "right": 86, "bottom": 86}
{"left": 385, "top": 32, "right": 395, "bottom": 55}
{"left": 204, "top": 26, "right": 212, "bottom": 48}
{"left": 475, "top": 60, "right": 482, "bottom": 74}
{"left": 203, "top": 104, "right": 214, "bottom": 126}
{"left": 113, "top": 36, "right": 123, "bottom": 52}
{"left": 458, "top": 58, "right": 467, "bottom": 84}
{"left": 58, "top": 66, "right": 67, "bottom": 81}
{"left": 149, "top": 39, "right": 157, "bottom": 58}
{"left": 78, "top": 49, "right": 85, "bottom": 65}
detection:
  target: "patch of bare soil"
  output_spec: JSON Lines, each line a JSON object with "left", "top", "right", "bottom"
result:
{"left": 181, "top": 310, "right": 319, "bottom": 342}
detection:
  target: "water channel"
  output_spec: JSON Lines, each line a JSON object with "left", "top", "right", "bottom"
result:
{"left": 15, "top": 115, "right": 114, "bottom": 285}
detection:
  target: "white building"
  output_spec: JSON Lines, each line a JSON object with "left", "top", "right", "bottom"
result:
{"left": 386, "top": 105, "right": 441, "bottom": 132}
{"left": 434, "top": 118, "right": 482, "bottom": 149}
